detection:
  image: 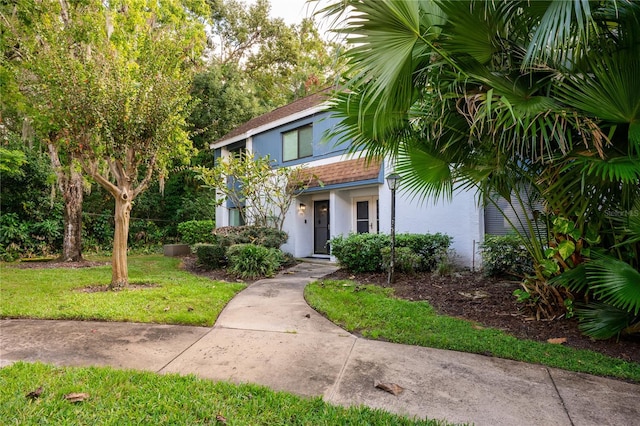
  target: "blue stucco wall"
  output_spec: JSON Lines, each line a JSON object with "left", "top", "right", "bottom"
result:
{"left": 251, "top": 111, "right": 351, "bottom": 166}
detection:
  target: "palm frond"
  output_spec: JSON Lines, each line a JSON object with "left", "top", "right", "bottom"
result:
{"left": 576, "top": 301, "right": 635, "bottom": 339}
{"left": 586, "top": 255, "right": 640, "bottom": 316}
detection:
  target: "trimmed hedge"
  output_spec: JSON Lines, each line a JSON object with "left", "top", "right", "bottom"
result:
{"left": 214, "top": 226, "right": 288, "bottom": 249}
{"left": 194, "top": 242, "right": 227, "bottom": 269}
{"left": 177, "top": 220, "right": 216, "bottom": 245}
{"left": 330, "top": 232, "right": 453, "bottom": 273}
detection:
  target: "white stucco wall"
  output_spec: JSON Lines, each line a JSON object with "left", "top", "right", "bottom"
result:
{"left": 378, "top": 184, "right": 483, "bottom": 269}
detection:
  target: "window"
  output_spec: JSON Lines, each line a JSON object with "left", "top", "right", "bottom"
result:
{"left": 282, "top": 126, "right": 312, "bottom": 161}
{"left": 229, "top": 208, "right": 245, "bottom": 226}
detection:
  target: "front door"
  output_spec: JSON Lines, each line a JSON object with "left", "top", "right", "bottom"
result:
{"left": 314, "top": 200, "right": 330, "bottom": 254}
{"left": 355, "top": 197, "right": 379, "bottom": 234}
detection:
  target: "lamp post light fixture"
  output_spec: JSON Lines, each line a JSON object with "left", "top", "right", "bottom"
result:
{"left": 386, "top": 172, "right": 401, "bottom": 284}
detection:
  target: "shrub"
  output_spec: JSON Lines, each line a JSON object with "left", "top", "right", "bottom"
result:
{"left": 330, "top": 233, "right": 390, "bottom": 273}
{"left": 227, "top": 243, "right": 282, "bottom": 279}
{"left": 177, "top": 220, "right": 216, "bottom": 245}
{"left": 480, "top": 234, "right": 534, "bottom": 277}
{"left": 395, "top": 233, "right": 452, "bottom": 271}
{"left": 214, "top": 226, "right": 288, "bottom": 249}
{"left": 194, "top": 242, "right": 227, "bottom": 269}
{"left": 381, "top": 246, "right": 422, "bottom": 273}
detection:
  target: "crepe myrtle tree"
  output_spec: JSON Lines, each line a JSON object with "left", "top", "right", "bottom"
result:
{"left": 76, "top": 7, "right": 204, "bottom": 289}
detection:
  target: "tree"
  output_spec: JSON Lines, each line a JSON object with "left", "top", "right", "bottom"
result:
{"left": 9, "top": 0, "right": 207, "bottom": 287}
{"left": 322, "top": 1, "right": 640, "bottom": 337}
{"left": 196, "top": 152, "right": 314, "bottom": 231}
{"left": 1, "top": 0, "right": 89, "bottom": 261}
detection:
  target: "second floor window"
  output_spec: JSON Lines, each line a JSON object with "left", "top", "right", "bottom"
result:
{"left": 282, "top": 125, "right": 313, "bottom": 162}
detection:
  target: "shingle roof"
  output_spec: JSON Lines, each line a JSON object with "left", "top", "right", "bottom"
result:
{"left": 302, "top": 158, "right": 382, "bottom": 188}
{"left": 213, "top": 89, "right": 332, "bottom": 146}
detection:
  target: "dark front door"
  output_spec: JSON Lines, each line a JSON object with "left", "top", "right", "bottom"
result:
{"left": 314, "top": 200, "right": 330, "bottom": 254}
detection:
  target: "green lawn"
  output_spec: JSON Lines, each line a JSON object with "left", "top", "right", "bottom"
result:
{"left": 0, "top": 362, "right": 456, "bottom": 425}
{"left": 0, "top": 255, "right": 245, "bottom": 326}
{"left": 305, "top": 279, "right": 640, "bottom": 383}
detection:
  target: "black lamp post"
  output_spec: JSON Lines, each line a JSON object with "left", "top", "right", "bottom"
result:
{"left": 386, "top": 172, "right": 401, "bottom": 284}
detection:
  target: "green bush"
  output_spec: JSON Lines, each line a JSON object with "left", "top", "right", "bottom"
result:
{"left": 330, "top": 233, "right": 390, "bottom": 273}
{"left": 480, "top": 234, "right": 534, "bottom": 277}
{"left": 395, "top": 233, "right": 452, "bottom": 271}
{"left": 214, "top": 226, "right": 288, "bottom": 249}
{"left": 177, "top": 220, "right": 216, "bottom": 245}
{"left": 194, "top": 242, "right": 227, "bottom": 269}
{"left": 381, "top": 246, "right": 422, "bottom": 273}
{"left": 227, "top": 243, "right": 282, "bottom": 279}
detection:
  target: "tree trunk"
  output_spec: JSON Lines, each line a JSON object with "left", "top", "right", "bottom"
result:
{"left": 110, "top": 189, "right": 132, "bottom": 289}
{"left": 59, "top": 167, "right": 84, "bottom": 262}
{"left": 49, "top": 145, "right": 84, "bottom": 262}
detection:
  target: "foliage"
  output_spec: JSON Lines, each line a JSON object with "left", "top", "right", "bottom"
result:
{"left": 214, "top": 225, "right": 288, "bottom": 249}
{"left": 81, "top": 211, "right": 114, "bottom": 252}
{"left": 480, "top": 235, "right": 535, "bottom": 278}
{"left": 322, "top": 0, "right": 640, "bottom": 325}
{"left": 226, "top": 244, "right": 282, "bottom": 279}
{"left": 331, "top": 232, "right": 451, "bottom": 274}
{"left": 551, "top": 204, "right": 640, "bottom": 339}
{"left": 395, "top": 233, "right": 452, "bottom": 271}
{"left": 196, "top": 152, "right": 315, "bottom": 231}
{"left": 204, "top": 0, "right": 340, "bottom": 110}
{"left": 194, "top": 242, "right": 228, "bottom": 270}
{"left": 305, "top": 280, "right": 640, "bottom": 382}
{"left": 0, "top": 255, "right": 244, "bottom": 326}
{"left": 1, "top": 363, "right": 447, "bottom": 426}
{"left": 330, "top": 233, "right": 390, "bottom": 273}
{"left": 381, "top": 246, "right": 421, "bottom": 274}
{"left": 0, "top": 138, "right": 63, "bottom": 260}
{"left": 6, "top": 0, "right": 209, "bottom": 286}
{"left": 177, "top": 220, "right": 217, "bottom": 245}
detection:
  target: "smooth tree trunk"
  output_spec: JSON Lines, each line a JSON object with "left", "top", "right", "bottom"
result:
{"left": 110, "top": 188, "right": 133, "bottom": 289}
{"left": 49, "top": 145, "right": 84, "bottom": 262}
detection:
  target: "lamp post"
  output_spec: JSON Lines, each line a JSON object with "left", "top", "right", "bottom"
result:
{"left": 386, "top": 172, "right": 401, "bottom": 284}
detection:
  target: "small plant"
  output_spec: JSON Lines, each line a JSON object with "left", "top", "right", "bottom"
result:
{"left": 227, "top": 243, "right": 282, "bottom": 279}
{"left": 194, "top": 242, "right": 227, "bottom": 269}
{"left": 480, "top": 234, "right": 535, "bottom": 278}
{"left": 177, "top": 220, "right": 216, "bottom": 245}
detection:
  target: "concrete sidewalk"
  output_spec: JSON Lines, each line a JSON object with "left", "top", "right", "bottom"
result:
{"left": 1, "top": 262, "right": 638, "bottom": 425}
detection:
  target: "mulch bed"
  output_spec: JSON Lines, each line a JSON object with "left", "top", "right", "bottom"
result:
{"left": 323, "top": 269, "right": 640, "bottom": 364}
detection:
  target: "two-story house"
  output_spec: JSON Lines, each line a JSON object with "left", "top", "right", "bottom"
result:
{"left": 211, "top": 91, "right": 486, "bottom": 268}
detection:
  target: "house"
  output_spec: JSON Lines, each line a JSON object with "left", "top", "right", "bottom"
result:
{"left": 211, "top": 91, "right": 487, "bottom": 269}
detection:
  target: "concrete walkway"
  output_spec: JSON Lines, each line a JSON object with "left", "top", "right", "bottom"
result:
{"left": 1, "top": 262, "right": 638, "bottom": 425}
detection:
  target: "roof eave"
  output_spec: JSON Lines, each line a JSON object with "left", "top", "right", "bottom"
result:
{"left": 209, "top": 103, "right": 329, "bottom": 150}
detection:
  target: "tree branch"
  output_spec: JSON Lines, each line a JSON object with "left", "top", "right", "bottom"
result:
{"left": 132, "top": 153, "right": 157, "bottom": 198}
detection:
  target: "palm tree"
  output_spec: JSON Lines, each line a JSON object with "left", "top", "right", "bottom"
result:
{"left": 321, "top": 0, "right": 640, "bottom": 337}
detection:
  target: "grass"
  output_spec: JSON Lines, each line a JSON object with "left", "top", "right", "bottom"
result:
{"left": 0, "top": 362, "right": 456, "bottom": 425}
{"left": 0, "top": 255, "right": 246, "bottom": 326}
{"left": 305, "top": 279, "right": 640, "bottom": 383}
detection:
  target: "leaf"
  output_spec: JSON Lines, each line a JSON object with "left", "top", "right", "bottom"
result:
{"left": 557, "top": 240, "right": 576, "bottom": 260}
{"left": 64, "top": 392, "right": 89, "bottom": 403}
{"left": 374, "top": 381, "right": 404, "bottom": 396}
{"left": 547, "top": 337, "right": 567, "bottom": 345}
{"left": 26, "top": 386, "right": 43, "bottom": 399}
{"left": 216, "top": 413, "right": 227, "bottom": 424}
